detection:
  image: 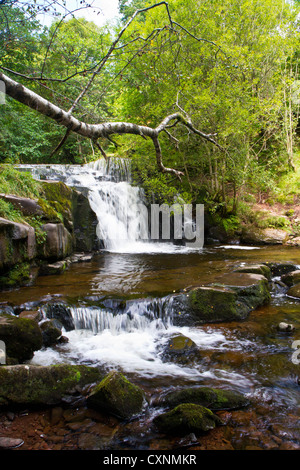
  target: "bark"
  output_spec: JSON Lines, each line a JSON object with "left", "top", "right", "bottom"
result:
{"left": 0, "top": 71, "right": 222, "bottom": 178}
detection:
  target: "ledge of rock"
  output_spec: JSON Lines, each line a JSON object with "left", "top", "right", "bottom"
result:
{"left": 241, "top": 227, "right": 289, "bottom": 245}
{"left": 0, "top": 364, "right": 102, "bottom": 407}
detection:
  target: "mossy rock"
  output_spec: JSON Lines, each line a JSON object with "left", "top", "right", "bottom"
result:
{"left": 40, "top": 319, "right": 62, "bottom": 347}
{"left": 40, "top": 181, "right": 73, "bottom": 230}
{"left": 212, "top": 272, "right": 271, "bottom": 312}
{"left": 286, "top": 283, "right": 300, "bottom": 299}
{"left": 0, "top": 364, "right": 102, "bottom": 407}
{"left": 234, "top": 264, "right": 271, "bottom": 280}
{"left": 0, "top": 313, "right": 43, "bottom": 362}
{"left": 160, "top": 333, "right": 199, "bottom": 364}
{"left": 281, "top": 270, "right": 300, "bottom": 287}
{"left": 263, "top": 262, "right": 298, "bottom": 277}
{"left": 153, "top": 403, "right": 222, "bottom": 435}
{"left": 156, "top": 386, "right": 250, "bottom": 411}
{"left": 187, "top": 285, "right": 244, "bottom": 323}
{"left": 87, "top": 370, "right": 145, "bottom": 420}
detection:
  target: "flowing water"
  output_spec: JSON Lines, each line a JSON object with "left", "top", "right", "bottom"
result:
{"left": 1, "top": 159, "right": 299, "bottom": 450}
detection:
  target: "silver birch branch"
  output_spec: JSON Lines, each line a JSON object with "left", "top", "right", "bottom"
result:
{"left": 0, "top": 71, "right": 223, "bottom": 179}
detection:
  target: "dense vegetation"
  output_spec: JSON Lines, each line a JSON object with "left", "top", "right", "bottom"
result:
{"left": 0, "top": 0, "right": 300, "bottom": 232}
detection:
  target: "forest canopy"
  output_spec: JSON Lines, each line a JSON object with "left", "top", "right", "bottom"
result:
{"left": 1, "top": 0, "right": 300, "bottom": 216}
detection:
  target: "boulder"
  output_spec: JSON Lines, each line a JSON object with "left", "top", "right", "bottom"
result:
{"left": 87, "top": 370, "right": 145, "bottom": 419}
{"left": 43, "top": 303, "right": 75, "bottom": 331}
{"left": 241, "top": 227, "right": 289, "bottom": 245}
{"left": 0, "top": 194, "right": 44, "bottom": 217}
{"left": 172, "top": 272, "right": 271, "bottom": 325}
{"left": 234, "top": 263, "right": 271, "bottom": 280}
{"left": 0, "top": 217, "right": 36, "bottom": 271}
{"left": 155, "top": 386, "right": 250, "bottom": 411}
{"left": 287, "top": 284, "right": 300, "bottom": 299}
{"left": 0, "top": 364, "right": 102, "bottom": 406}
{"left": 40, "top": 319, "right": 62, "bottom": 347}
{"left": 212, "top": 272, "right": 271, "bottom": 312}
{"left": 0, "top": 314, "right": 43, "bottom": 362}
{"left": 160, "top": 333, "right": 200, "bottom": 364}
{"left": 39, "top": 223, "right": 73, "bottom": 260}
{"left": 153, "top": 403, "right": 222, "bottom": 435}
{"left": 281, "top": 270, "right": 300, "bottom": 287}
{"left": 39, "top": 260, "right": 68, "bottom": 276}
{"left": 263, "top": 262, "right": 298, "bottom": 277}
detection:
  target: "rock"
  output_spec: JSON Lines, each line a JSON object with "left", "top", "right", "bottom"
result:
{"left": 0, "top": 364, "right": 102, "bottom": 406}
{"left": 264, "top": 262, "right": 298, "bottom": 277}
{"left": 71, "top": 190, "right": 100, "bottom": 252}
{"left": 19, "top": 310, "right": 42, "bottom": 322}
{"left": 234, "top": 263, "right": 271, "bottom": 280}
{"left": 43, "top": 303, "right": 75, "bottom": 331}
{"left": 0, "top": 437, "right": 24, "bottom": 449}
{"left": 153, "top": 403, "right": 222, "bottom": 435}
{"left": 281, "top": 270, "right": 300, "bottom": 287}
{"left": 160, "top": 333, "right": 199, "bottom": 364}
{"left": 40, "top": 181, "right": 74, "bottom": 231}
{"left": 0, "top": 193, "right": 44, "bottom": 217}
{"left": 40, "top": 319, "right": 62, "bottom": 347}
{"left": 287, "top": 283, "right": 300, "bottom": 299}
{"left": 213, "top": 272, "right": 271, "bottom": 312}
{"left": 0, "top": 217, "right": 36, "bottom": 272}
{"left": 0, "top": 314, "right": 43, "bottom": 362}
{"left": 241, "top": 227, "right": 289, "bottom": 245}
{"left": 39, "top": 223, "right": 73, "bottom": 260}
{"left": 39, "top": 260, "right": 68, "bottom": 276}
{"left": 156, "top": 386, "right": 250, "bottom": 411}
{"left": 277, "top": 322, "right": 295, "bottom": 332}
{"left": 87, "top": 370, "right": 145, "bottom": 420}
{"left": 173, "top": 272, "right": 270, "bottom": 325}
{"left": 174, "top": 286, "right": 246, "bottom": 324}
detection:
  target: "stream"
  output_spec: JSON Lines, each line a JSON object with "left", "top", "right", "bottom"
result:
{"left": 0, "top": 159, "right": 299, "bottom": 451}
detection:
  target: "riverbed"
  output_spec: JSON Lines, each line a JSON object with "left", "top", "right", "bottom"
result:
{"left": 0, "top": 244, "right": 299, "bottom": 450}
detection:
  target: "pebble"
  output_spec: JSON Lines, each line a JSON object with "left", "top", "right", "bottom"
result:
{"left": 277, "top": 322, "right": 295, "bottom": 332}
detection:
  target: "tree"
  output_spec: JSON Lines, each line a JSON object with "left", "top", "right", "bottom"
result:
{"left": 0, "top": 0, "right": 223, "bottom": 177}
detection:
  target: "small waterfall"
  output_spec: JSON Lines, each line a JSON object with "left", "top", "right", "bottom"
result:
{"left": 68, "top": 297, "right": 173, "bottom": 334}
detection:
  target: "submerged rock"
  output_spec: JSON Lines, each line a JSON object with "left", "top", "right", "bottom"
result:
{"left": 0, "top": 364, "right": 102, "bottom": 406}
{"left": 0, "top": 313, "right": 43, "bottom": 362}
{"left": 153, "top": 403, "right": 222, "bottom": 435}
{"left": 156, "top": 386, "right": 250, "bottom": 411}
{"left": 87, "top": 370, "right": 145, "bottom": 420}
{"left": 160, "top": 333, "right": 200, "bottom": 364}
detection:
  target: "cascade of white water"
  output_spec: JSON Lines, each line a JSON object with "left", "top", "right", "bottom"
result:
{"left": 17, "top": 157, "right": 197, "bottom": 253}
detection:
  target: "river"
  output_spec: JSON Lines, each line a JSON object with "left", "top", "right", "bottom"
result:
{"left": 0, "top": 159, "right": 299, "bottom": 450}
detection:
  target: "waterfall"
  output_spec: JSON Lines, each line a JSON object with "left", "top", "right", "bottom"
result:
{"left": 17, "top": 157, "right": 197, "bottom": 253}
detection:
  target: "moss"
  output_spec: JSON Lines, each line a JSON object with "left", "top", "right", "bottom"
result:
{"left": 0, "top": 262, "right": 31, "bottom": 287}
{"left": 188, "top": 286, "right": 240, "bottom": 322}
{"left": 0, "top": 365, "right": 102, "bottom": 407}
{"left": 87, "top": 370, "right": 144, "bottom": 419}
{"left": 160, "top": 386, "right": 250, "bottom": 411}
{"left": 153, "top": 403, "right": 222, "bottom": 435}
